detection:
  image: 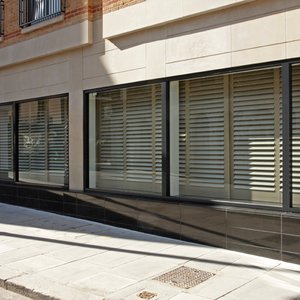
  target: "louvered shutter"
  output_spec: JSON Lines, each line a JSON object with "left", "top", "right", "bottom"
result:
{"left": 48, "top": 97, "right": 69, "bottom": 185}
{"left": 95, "top": 84, "right": 162, "bottom": 194}
{"left": 292, "top": 65, "right": 300, "bottom": 206}
{"left": 18, "top": 101, "right": 47, "bottom": 184}
{"left": 0, "top": 106, "right": 13, "bottom": 180}
{"left": 96, "top": 90, "right": 125, "bottom": 182}
{"left": 126, "top": 85, "right": 162, "bottom": 186}
{"left": 179, "top": 76, "right": 226, "bottom": 198}
{"left": 18, "top": 98, "right": 68, "bottom": 186}
{"left": 231, "top": 69, "right": 281, "bottom": 202}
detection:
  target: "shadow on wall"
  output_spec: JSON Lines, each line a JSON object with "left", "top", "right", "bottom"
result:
{"left": 107, "top": 0, "right": 300, "bottom": 51}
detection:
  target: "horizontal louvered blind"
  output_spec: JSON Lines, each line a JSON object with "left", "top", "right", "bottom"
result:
{"left": 292, "top": 65, "right": 300, "bottom": 195}
{"left": 18, "top": 97, "right": 68, "bottom": 186}
{"left": 232, "top": 70, "right": 277, "bottom": 192}
{"left": 97, "top": 90, "right": 124, "bottom": 181}
{"left": 179, "top": 76, "right": 225, "bottom": 195}
{"left": 18, "top": 101, "right": 47, "bottom": 183}
{"left": 48, "top": 97, "right": 69, "bottom": 184}
{"left": 95, "top": 84, "right": 162, "bottom": 194}
{"left": 126, "top": 85, "right": 162, "bottom": 183}
{"left": 0, "top": 106, "right": 13, "bottom": 180}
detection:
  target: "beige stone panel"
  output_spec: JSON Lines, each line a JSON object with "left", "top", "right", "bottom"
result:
{"left": 83, "top": 44, "right": 146, "bottom": 79}
{"left": 181, "top": 0, "right": 255, "bottom": 17}
{"left": 286, "top": 8, "right": 300, "bottom": 42}
{"left": 0, "top": 60, "right": 68, "bottom": 97}
{"left": 0, "top": 20, "right": 93, "bottom": 69}
{"left": 41, "top": 62, "right": 69, "bottom": 87}
{"left": 232, "top": 44, "right": 286, "bottom": 67}
{"left": 82, "top": 40, "right": 118, "bottom": 58}
{"left": 68, "top": 50, "right": 84, "bottom": 191}
{"left": 166, "top": 26, "right": 231, "bottom": 63}
{"left": 83, "top": 68, "right": 146, "bottom": 91}
{"left": 1, "top": 73, "right": 22, "bottom": 96}
{"left": 146, "top": 39, "right": 166, "bottom": 79}
{"left": 0, "top": 83, "right": 68, "bottom": 104}
{"left": 0, "top": 53, "right": 68, "bottom": 76}
{"left": 166, "top": 53, "right": 231, "bottom": 77}
{"left": 286, "top": 40, "right": 300, "bottom": 59}
{"left": 231, "top": 13, "right": 286, "bottom": 51}
{"left": 103, "top": 0, "right": 254, "bottom": 38}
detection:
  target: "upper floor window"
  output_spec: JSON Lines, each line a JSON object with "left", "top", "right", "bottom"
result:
{"left": 19, "top": 0, "right": 65, "bottom": 28}
{"left": 0, "top": 0, "right": 4, "bottom": 37}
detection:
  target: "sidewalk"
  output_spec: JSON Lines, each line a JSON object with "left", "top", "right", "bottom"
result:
{"left": 0, "top": 203, "right": 300, "bottom": 300}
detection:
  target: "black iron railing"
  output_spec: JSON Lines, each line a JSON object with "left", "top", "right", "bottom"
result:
{"left": 19, "top": 0, "right": 65, "bottom": 28}
{"left": 0, "top": 0, "right": 4, "bottom": 37}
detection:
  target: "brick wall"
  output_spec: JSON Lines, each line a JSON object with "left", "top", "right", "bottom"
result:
{"left": 0, "top": 0, "right": 102, "bottom": 49}
{"left": 103, "top": 0, "right": 145, "bottom": 13}
{"left": 0, "top": 0, "right": 144, "bottom": 49}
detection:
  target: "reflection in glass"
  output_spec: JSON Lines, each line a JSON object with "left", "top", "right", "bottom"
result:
{"left": 292, "top": 64, "right": 300, "bottom": 208}
{"left": 0, "top": 105, "right": 13, "bottom": 180}
{"left": 171, "top": 68, "right": 282, "bottom": 205}
{"left": 18, "top": 97, "right": 68, "bottom": 186}
{"left": 89, "top": 84, "right": 162, "bottom": 194}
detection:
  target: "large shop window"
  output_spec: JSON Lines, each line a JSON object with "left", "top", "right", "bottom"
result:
{"left": 170, "top": 68, "right": 282, "bottom": 205}
{"left": 18, "top": 96, "right": 68, "bottom": 186}
{"left": 88, "top": 84, "right": 162, "bottom": 194}
{"left": 0, "top": 106, "right": 13, "bottom": 181}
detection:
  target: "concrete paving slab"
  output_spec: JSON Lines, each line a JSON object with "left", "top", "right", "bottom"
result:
{"left": 110, "top": 255, "right": 180, "bottom": 281}
{"left": 37, "top": 259, "right": 106, "bottom": 284}
{"left": 46, "top": 244, "right": 105, "bottom": 262}
{"left": 71, "top": 272, "right": 137, "bottom": 296}
{"left": 189, "top": 274, "right": 248, "bottom": 299}
{"left": 106, "top": 280, "right": 180, "bottom": 300}
{"left": 82, "top": 249, "right": 144, "bottom": 268}
{"left": 169, "top": 293, "right": 210, "bottom": 300}
{"left": 6, "top": 254, "right": 65, "bottom": 274}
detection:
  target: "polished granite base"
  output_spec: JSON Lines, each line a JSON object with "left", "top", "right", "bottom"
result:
{"left": 0, "top": 183, "right": 299, "bottom": 264}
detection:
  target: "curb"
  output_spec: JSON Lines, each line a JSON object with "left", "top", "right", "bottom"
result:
{"left": 0, "top": 278, "right": 60, "bottom": 300}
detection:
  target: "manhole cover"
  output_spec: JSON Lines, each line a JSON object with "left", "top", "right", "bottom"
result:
{"left": 137, "top": 291, "right": 157, "bottom": 299}
{"left": 153, "top": 266, "right": 215, "bottom": 289}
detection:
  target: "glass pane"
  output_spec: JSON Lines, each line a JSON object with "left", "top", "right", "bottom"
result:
{"left": 0, "top": 105, "right": 13, "bottom": 180}
{"left": 18, "top": 96, "right": 68, "bottom": 186}
{"left": 89, "top": 84, "right": 162, "bottom": 195}
{"left": 171, "top": 68, "right": 282, "bottom": 205}
{"left": 292, "top": 64, "right": 300, "bottom": 208}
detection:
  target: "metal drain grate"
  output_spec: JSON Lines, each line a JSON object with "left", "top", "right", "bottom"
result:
{"left": 153, "top": 266, "right": 215, "bottom": 289}
{"left": 137, "top": 291, "right": 157, "bottom": 299}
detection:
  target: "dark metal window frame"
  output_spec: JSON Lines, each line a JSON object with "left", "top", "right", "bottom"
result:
{"left": 0, "top": 0, "right": 4, "bottom": 37}
{"left": 0, "top": 93, "right": 69, "bottom": 189}
{"left": 19, "top": 0, "right": 65, "bottom": 28}
{"left": 84, "top": 59, "right": 300, "bottom": 213}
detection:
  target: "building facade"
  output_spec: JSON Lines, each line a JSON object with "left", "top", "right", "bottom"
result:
{"left": 0, "top": 0, "right": 300, "bottom": 263}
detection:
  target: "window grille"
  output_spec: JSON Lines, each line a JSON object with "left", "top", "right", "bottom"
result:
{"left": 19, "top": 0, "right": 65, "bottom": 28}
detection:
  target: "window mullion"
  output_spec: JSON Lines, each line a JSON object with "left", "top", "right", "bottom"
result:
{"left": 282, "top": 62, "right": 292, "bottom": 210}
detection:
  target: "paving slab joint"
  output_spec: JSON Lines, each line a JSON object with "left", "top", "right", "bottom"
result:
{"left": 0, "top": 278, "right": 60, "bottom": 300}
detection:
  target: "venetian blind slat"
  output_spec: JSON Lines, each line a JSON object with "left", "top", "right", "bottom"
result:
{"left": 179, "top": 76, "right": 225, "bottom": 188}
{"left": 232, "top": 70, "right": 276, "bottom": 191}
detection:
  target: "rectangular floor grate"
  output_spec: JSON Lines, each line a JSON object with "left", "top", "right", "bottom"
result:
{"left": 153, "top": 266, "right": 215, "bottom": 289}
